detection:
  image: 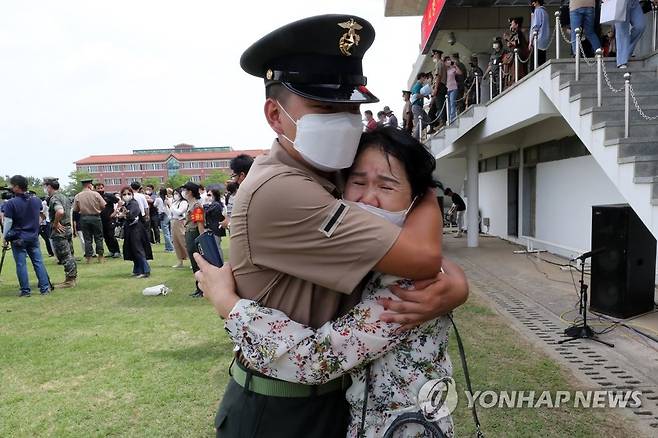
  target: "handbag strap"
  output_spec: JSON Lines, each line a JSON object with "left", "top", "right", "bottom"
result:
{"left": 449, "top": 313, "right": 484, "bottom": 438}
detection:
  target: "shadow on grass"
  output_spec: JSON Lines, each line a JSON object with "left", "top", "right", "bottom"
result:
{"left": 149, "top": 342, "right": 227, "bottom": 362}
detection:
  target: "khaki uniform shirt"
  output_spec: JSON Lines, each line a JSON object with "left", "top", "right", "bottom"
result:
{"left": 230, "top": 140, "right": 401, "bottom": 329}
{"left": 72, "top": 189, "right": 106, "bottom": 215}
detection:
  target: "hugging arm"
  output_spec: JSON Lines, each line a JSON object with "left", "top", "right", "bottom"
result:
{"left": 224, "top": 285, "right": 407, "bottom": 385}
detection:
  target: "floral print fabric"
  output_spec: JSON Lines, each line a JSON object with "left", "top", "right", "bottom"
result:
{"left": 225, "top": 273, "right": 454, "bottom": 437}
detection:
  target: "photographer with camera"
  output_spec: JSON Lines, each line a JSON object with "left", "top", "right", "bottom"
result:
{"left": 1, "top": 175, "right": 51, "bottom": 296}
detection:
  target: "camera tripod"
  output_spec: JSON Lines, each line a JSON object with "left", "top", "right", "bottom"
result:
{"left": 558, "top": 251, "right": 614, "bottom": 348}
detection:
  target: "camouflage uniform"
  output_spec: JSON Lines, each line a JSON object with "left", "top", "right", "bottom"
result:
{"left": 48, "top": 191, "right": 77, "bottom": 280}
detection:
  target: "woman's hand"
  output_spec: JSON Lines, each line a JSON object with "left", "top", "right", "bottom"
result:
{"left": 193, "top": 254, "right": 239, "bottom": 318}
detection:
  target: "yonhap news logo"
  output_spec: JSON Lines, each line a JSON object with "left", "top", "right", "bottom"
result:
{"left": 417, "top": 380, "right": 643, "bottom": 420}
{"left": 418, "top": 377, "right": 459, "bottom": 421}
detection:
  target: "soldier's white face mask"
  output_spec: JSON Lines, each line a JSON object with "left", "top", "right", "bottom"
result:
{"left": 277, "top": 101, "right": 363, "bottom": 172}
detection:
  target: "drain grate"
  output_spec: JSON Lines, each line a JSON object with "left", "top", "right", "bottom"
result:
{"left": 456, "top": 256, "right": 658, "bottom": 434}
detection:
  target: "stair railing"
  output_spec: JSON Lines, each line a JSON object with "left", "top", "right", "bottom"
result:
{"left": 498, "top": 61, "right": 504, "bottom": 95}
{"left": 514, "top": 48, "right": 519, "bottom": 83}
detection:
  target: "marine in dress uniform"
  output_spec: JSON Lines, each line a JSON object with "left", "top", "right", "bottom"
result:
{"left": 44, "top": 178, "right": 77, "bottom": 288}
{"left": 72, "top": 178, "right": 106, "bottom": 263}
{"left": 213, "top": 14, "right": 446, "bottom": 438}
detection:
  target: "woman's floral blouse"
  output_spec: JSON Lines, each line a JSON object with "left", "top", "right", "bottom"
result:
{"left": 225, "top": 273, "right": 454, "bottom": 437}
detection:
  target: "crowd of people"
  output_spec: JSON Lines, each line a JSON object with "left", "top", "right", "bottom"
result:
{"left": 0, "top": 154, "right": 252, "bottom": 297}
{"left": 393, "top": 0, "right": 657, "bottom": 140}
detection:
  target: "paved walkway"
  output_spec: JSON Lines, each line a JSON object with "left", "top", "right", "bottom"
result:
{"left": 444, "top": 233, "right": 658, "bottom": 436}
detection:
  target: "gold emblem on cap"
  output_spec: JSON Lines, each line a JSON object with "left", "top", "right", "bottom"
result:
{"left": 338, "top": 18, "right": 362, "bottom": 56}
{"left": 266, "top": 69, "right": 273, "bottom": 80}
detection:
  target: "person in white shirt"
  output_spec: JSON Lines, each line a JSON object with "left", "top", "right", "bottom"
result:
{"left": 129, "top": 182, "right": 148, "bottom": 219}
{"left": 169, "top": 188, "right": 188, "bottom": 268}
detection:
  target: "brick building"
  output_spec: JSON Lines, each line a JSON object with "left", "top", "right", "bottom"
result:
{"left": 74, "top": 144, "right": 266, "bottom": 192}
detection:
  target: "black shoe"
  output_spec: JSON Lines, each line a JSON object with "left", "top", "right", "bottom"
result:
{"left": 136, "top": 273, "right": 150, "bottom": 279}
{"left": 190, "top": 290, "right": 203, "bottom": 298}
{"left": 19, "top": 292, "right": 31, "bottom": 297}
{"left": 40, "top": 290, "right": 51, "bottom": 295}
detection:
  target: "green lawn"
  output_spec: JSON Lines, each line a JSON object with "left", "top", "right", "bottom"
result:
{"left": 0, "top": 239, "right": 638, "bottom": 437}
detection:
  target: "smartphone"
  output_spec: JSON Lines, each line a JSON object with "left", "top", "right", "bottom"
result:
{"left": 195, "top": 231, "right": 223, "bottom": 267}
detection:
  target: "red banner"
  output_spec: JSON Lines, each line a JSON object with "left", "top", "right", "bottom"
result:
{"left": 420, "top": 0, "right": 446, "bottom": 53}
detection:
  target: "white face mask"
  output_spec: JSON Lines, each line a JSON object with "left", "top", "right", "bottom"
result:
{"left": 355, "top": 197, "right": 417, "bottom": 227}
{"left": 173, "top": 193, "right": 181, "bottom": 201}
{"left": 123, "top": 194, "right": 133, "bottom": 202}
{"left": 278, "top": 101, "right": 363, "bottom": 172}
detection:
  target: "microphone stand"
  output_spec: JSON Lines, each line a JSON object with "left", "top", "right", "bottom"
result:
{"left": 558, "top": 253, "right": 614, "bottom": 348}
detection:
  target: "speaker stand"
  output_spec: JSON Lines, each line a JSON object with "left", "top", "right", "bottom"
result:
{"left": 558, "top": 261, "right": 614, "bottom": 348}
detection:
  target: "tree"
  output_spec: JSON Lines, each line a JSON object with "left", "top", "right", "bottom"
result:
{"left": 202, "top": 170, "right": 230, "bottom": 187}
{"left": 64, "top": 170, "right": 94, "bottom": 196}
{"left": 164, "top": 173, "right": 189, "bottom": 189}
{"left": 142, "top": 176, "right": 162, "bottom": 189}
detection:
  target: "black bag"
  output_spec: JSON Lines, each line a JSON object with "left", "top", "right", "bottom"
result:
{"left": 641, "top": 0, "right": 653, "bottom": 14}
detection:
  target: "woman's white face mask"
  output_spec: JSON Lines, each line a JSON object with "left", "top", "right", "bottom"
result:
{"left": 122, "top": 194, "right": 133, "bottom": 202}
{"left": 355, "top": 197, "right": 417, "bottom": 227}
{"left": 277, "top": 101, "right": 363, "bottom": 172}
{"left": 173, "top": 193, "right": 181, "bottom": 201}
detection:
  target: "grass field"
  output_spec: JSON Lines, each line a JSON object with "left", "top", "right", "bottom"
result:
{"left": 0, "top": 238, "right": 638, "bottom": 437}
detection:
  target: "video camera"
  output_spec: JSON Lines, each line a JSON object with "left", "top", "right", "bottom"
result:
{"left": 0, "top": 186, "right": 13, "bottom": 201}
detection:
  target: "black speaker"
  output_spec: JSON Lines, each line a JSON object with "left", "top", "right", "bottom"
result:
{"left": 590, "top": 204, "right": 656, "bottom": 318}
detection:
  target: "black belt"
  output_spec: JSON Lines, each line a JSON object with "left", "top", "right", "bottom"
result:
{"left": 80, "top": 214, "right": 100, "bottom": 217}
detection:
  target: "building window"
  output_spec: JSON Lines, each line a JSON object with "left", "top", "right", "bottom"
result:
{"left": 125, "top": 164, "right": 139, "bottom": 171}
{"left": 210, "top": 160, "right": 230, "bottom": 168}
{"left": 87, "top": 165, "right": 98, "bottom": 173}
{"left": 189, "top": 175, "right": 201, "bottom": 182}
{"left": 104, "top": 178, "right": 122, "bottom": 185}
{"left": 128, "top": 177, "right": 142, "bottom": 183}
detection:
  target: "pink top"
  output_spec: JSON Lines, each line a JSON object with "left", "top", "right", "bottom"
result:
{"left": 446, "top": 65, "right": 460, "bottom": 91}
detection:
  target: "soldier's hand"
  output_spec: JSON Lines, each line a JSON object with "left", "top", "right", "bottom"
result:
{"left": 54, "top": 223, "right": 65, "bottom": 234}
{"left": 193, "top": 254, "right": 239, "bottom": 319}
{"left": 378, "top": 258, "right": 468, "bottom": 331}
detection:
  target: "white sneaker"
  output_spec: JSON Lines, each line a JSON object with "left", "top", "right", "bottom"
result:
{"left": 172, "top": 263, "right": 183, "bottom": 268}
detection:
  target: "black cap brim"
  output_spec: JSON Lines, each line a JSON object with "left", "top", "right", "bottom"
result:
{"left": 281, "top": 82, "right": 378, "bottom": 104}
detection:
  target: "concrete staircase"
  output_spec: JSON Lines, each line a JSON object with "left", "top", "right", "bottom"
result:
{"left": 429, "top": 52, "right": 658, "bottom": 239}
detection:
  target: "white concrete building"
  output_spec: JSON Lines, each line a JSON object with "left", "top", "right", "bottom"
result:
{"left": 385, "top": 0, "right": 658, "bottom": 262}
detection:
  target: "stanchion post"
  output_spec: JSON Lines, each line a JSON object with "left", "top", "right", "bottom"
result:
{"left": 418, "top": 114, "right": 423, "bottom": 139}
{"left": 555, "top": 11, "right": 561, "bottom": 59}
{"left": 445, "top": 94, "right": 451, "bottom": 127}
{"left": 489, "top": 68, "right": 494, "bottom": 101}
{"left": 596, "top": 48, "right": 603, "bottom": 107}
{"left": 575, "top": 28, "right": 582, "bottom": 81}
{"left": 624, "top": 72, "right": 631, "bottom": 138}
{"left": 533, "top": 31, "right": 538, "bottom": 71}
{"left": 498, "top": 61, "right": 503, "bottom": 95}
{"left": 475, "top": 72, "right": 480, "bottom": 104}
{"left": 514, "top": 48, "right": 519, "bottom": 83}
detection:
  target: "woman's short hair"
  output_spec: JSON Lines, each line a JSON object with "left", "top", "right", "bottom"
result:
{"left": 348, "top": 127, "right": 438, "bottom": 199}
{"left": 120, "top": 186, "right": 134, "bottom": 196}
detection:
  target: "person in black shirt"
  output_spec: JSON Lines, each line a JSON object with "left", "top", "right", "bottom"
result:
{"left": 95, "top": 183, "right": 121, "bottom": 258}
{"left": 444, "top": 187, "right": 466, "bottom": 237}
{"left": 204, "top": 189, "right": 225, "bottom": 260}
